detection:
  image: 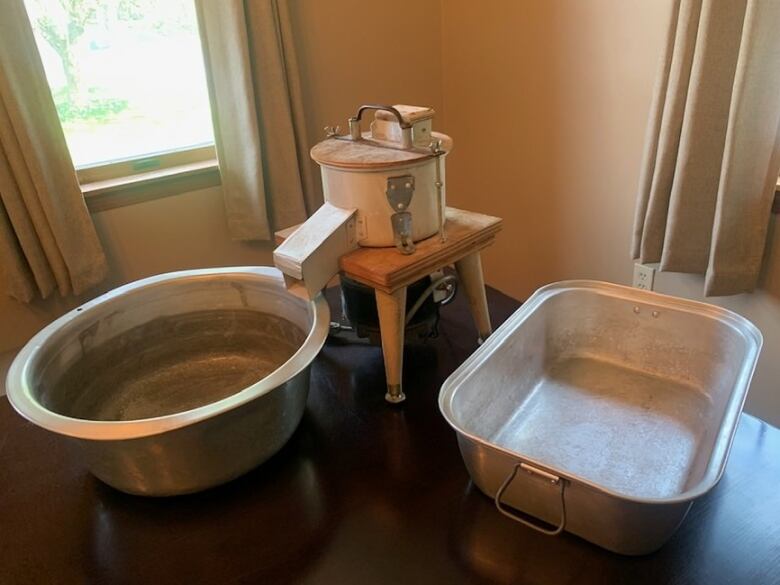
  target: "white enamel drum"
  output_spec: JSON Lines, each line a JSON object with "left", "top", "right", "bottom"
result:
{"left": 312, "top": 141, "right": 449, "bottom": 247}
{"left": 273, "top": 104, "right": 453, "bottom": 299}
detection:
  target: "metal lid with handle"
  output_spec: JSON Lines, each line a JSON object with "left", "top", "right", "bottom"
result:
{"left": 311, "top": 103, "right": 452, "bottom": 170}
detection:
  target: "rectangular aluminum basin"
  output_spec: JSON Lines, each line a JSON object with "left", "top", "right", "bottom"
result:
{"left": 440, "top": 281, "right": 761, "bottom": 555}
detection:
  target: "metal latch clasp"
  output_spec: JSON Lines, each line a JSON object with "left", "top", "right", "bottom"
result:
{"left": 386, "top": 175, "right": 416, "bottom": 254}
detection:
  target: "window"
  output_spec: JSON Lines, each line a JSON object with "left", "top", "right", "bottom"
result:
{"left": 24, "top": 0, "right": 216, "bottom": 190}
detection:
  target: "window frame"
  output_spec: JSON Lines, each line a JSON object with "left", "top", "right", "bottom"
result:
{"left": 22, "top": 0, "right": 220, "bottom": 211}
{"left": 76, "top": 144, "right": 216, "bottom": 184}
{"left": 79, "top": 144, "right": 221, "bottom": 212}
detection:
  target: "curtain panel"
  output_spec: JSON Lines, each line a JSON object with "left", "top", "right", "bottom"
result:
{"left": 195, "top": 0, "right": 318, "bottom": 241}
{"left": 0, "top": 0, "right": 107, "bottom": 303}
{"left": 632, "top": 0, "right": 780, "bottom": 296}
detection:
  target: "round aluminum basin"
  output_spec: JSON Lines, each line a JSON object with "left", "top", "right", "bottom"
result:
{"left": 6, "top": 267, "right": 329, "bottom": 496}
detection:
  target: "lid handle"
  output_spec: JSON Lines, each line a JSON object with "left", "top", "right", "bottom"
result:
{"left": 348, "top": 104, "right": 413, "bottom": 149}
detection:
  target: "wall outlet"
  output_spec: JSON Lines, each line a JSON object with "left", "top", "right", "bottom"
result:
{"left": 632, "top": 263, "right": 656, "bottom": 291}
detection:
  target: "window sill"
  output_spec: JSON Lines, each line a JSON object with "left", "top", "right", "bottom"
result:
{"left": 82, "top": 159, "right": 221, "bottom": 213}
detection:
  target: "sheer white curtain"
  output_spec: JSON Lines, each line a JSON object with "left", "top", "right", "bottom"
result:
{"left": 632, "top": 0, "right": 780, "bottom": 296}
{"left": 195, "top": 0, "right": 318, "bottom": 241}
{"left": 0, "top": 0, "right": 107, "bottom": 302}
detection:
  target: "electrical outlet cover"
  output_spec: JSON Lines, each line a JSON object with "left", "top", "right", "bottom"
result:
{"left": 632, "top": 263, "right": 656, "bottom": 291}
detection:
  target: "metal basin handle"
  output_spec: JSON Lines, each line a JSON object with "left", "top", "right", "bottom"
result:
{"left": 494, "top": 463, "right": 567, "bottom": 536}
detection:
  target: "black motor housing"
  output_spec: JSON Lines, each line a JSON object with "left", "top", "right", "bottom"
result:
{"left": 339, "top": 275, "right": 445, "bottom": 344}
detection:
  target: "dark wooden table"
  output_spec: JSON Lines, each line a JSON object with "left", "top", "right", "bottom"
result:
{"left": 1, "top": 288, "right": 779, "bottom": 585}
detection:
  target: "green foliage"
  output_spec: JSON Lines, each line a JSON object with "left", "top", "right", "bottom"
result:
{"left": 54, "top": 87, "right": 128, "bottom": 123}
{"left": 26, "top": 0, "right": 211, "bottom": 163}
{"left": 116, "top": 0, "right": 145, "bottom": 21}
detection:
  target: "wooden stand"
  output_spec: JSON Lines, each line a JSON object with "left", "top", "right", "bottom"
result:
{"left": 340, "top": 207, "right": 501, "bottom": 402}
{"left": 277, "top": 207, "right": 502, "bottom": 403}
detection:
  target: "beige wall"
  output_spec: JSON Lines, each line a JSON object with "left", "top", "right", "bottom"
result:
{"left": 441, "top": 0, "right": 780, "bottom": 426}
{"left": 441, "top": 0, "right": 670, "bottom": 295}
{"left": 289, "top": 0, "right": 444, "bottom": 202}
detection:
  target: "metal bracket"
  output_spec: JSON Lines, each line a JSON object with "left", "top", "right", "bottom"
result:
{"left": 430, "top": 139, "right": 446, "bottom": 242}
{"left": 386, "top": 175, "right": 415, "bottom": 210}
{"left": 386, "top": 175, "right": 416, "bottom": 254}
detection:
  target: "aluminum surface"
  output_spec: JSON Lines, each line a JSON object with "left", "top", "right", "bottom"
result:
{"left": 7, "top": 267, "right": 329, "bottom": 496}
{"left": 440, "top": 280, "right": 761, "bottom": 555}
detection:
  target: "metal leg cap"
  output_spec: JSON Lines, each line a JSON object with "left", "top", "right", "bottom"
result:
{"left": 385, "top": 384, "right": 406, "bottom": 404}
{"left": 477, "top": 331, "right": 492, "bottom": 346}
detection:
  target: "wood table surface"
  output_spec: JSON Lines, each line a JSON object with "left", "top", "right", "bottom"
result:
{"left": 1, "top": 287, "right": 779, "bottom": 585}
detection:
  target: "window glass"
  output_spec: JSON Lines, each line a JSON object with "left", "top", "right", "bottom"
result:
{"left": 24, "top": 0, "right": 214, "bottom": 168}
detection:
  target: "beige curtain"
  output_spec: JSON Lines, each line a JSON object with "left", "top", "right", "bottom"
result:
{"left": 195, "top": 0, "right": 318, "bottom": 241}
{"left": 632, "top": 0, "right": 780, "bottom": 296}
{"left": 0, "top": 0, "right": 107, "bottom": 303}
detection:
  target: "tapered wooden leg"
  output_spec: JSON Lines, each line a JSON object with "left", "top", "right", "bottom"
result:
{"left": 455, "top": 252, "right": 492, "bottom": 343}
{"left": 375, "top": 287, "right": 407, "bottom": 403}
